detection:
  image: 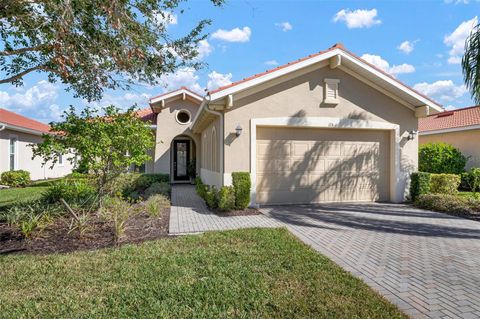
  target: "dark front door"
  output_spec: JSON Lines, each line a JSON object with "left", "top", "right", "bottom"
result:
{"left": 173, "top": 140, "right": 190, "bottom": 181}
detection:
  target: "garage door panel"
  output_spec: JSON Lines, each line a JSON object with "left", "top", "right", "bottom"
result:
{"left": 256, "top": 127, "right": 389, "bottom": 204}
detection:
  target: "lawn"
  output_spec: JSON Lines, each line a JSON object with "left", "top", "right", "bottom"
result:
{"left": 0, "top": 228, "right": 405, "bottom": 318}
{"left": 0, "top": 186, "right": 49, "bottom": 210}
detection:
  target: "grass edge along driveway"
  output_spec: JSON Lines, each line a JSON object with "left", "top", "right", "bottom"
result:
{"left": 0, "top": 228, "right": 406, "bottom": 318}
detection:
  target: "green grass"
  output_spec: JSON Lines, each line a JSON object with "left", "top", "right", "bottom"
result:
{"left": 0, "top": 228, "right": 406, "bottom": 318}
{"left": 0, "top": 186, "right": 49, "bottom": 210}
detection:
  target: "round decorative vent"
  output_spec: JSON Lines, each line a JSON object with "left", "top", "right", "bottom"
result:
{"left": 176, "top": 110, "right": 191, "bottom": 124}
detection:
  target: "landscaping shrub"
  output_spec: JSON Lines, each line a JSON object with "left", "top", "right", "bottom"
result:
{"left": 429, "top": 174, "right": 460, "bottom": 195}
{"left": 99, "top": 196, "right": 141, "bottom": 243}
{"left": 461, "top": 168, "right": 480, "bottom": 193}
{"left": 218, "top": 186, "right": 236, "bottom": 212}
{"left": 42, "top": 179, "right": 97, "bottom": 206}
{"left": 205, "top": 186, "right": 219, "bottom": 209}
{"left": 144, "top": 182, "right": 171, "bottom": 198}
{"left": 1, "top": 170, "right": 31, "bottom": 187}
{"left": 232, "top": 172, "right": 251, "bottom": 209}
{"left": 419, "top": 142, "right": 468, "bottom": 174}
{"left": 135, "top": 174, "right": 169, "bottom": 191}
{"left": 415, "top": 194, "right": 477, "bottom": 215}
{"left": 145, "top": 194, "right": 170, "bottom": 217}
{"left": 409, "top": 172, "right": 431, "bottom": 201}
{"left": 195, "top": 177, "right": 208, "bottom": 200}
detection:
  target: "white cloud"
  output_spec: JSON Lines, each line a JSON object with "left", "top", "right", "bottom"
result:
{"left": 360, "top": 54, "right": 415, "bottom": 75}
{"left": 333, "top": 9, "right": 381, "bottom": 29}
{"left": 196, "top": 40, "right": 213, "bottom": 59}
{"left": 90, "top": 92, "right": 151, "bottom": 110}
{"left": 153, "top": 11, "right": 178, "bottom": 26}
{"left": 398, "top": 40, "right": 417, "bottom": 54}
{"left": 264, "top": 60, "right": 279, "bottom": 66}
{"left": 275, "top": 22, "right": 292, "bottom": 32}
{"left": 159, "top": 67, "right": 203, "bottom": 93}
{"left": 413, "top": 80, "right": 467, "bottom": 102}
{"left": 444, "top": 16, "right": 478, "bottom": 63}
{"left": 0, "top": 80, "right": 58, "bottom": 110}
{"left": 206, "top": 71, "right": 232, "bottom": 91}
{"left": 211, "top": 27, "right": 251, "bottom": 42}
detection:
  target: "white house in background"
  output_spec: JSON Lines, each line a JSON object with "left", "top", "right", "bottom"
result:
{"left": 0, "top": 108, "right": 74, "bottom": 180}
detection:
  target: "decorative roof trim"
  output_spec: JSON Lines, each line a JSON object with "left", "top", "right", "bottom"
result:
{"left": 149, "top": 87, "right": 203, "bottom": 106}
{"left": 419, "top": 124, "right": 480, "bottom": 136}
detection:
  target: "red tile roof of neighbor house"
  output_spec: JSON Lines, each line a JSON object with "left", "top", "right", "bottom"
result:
{"left": 0, "top": 108, "right": 51, "bottom": 133}
{"left": 419, "top": 105, "right": 480, "bottom": 132}
{"left": 136, "top": 108, "right": 155, "bottom": 123}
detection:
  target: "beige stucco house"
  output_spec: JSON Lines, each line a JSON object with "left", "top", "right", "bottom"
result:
{"left": 0, "top": 108, "right": 74, "bottom": 180}
{"left": 143, "top": 44, "right": 443, "bottom": 206}
{"left": 419, "top": 106, "right": 480, "bottom": 169}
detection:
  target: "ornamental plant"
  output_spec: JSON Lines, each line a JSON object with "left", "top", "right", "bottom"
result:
{"left": 419, "top": 142, "right": 468, "bottom": 174}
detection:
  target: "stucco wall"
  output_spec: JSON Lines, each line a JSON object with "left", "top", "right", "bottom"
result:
{"left": 154, "top": 99, "right": 201, "bottom": 177}
{"left": 0, "top": 128, "right": 74, "bottom": 180}
{"left": 222, "top": 65, "right": 418, "bottom": 200}
{"left": 200, "top": 117, "right": 222, "bottom": 187}
{"left": 420, "top": 129, "right": 480, "bottom": 170}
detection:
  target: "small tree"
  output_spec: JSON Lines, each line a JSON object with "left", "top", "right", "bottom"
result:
{"left": 419, "top": 142, "right": 468, "bottom": 174}
{"left": 32, "top": 105, "right": 154, "bottom": 193}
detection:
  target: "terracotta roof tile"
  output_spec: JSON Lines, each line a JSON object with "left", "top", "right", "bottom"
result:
{"left": 136, "top": 108, "right": 156, "bottom": 123}
{"left": 0, "top": 108, "right": 50, "bottom": 133}
{"left": 419, "top": 106, "right": 480, "bottom": 132}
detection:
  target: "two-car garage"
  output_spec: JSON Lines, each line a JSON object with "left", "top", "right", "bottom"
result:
{"left": 255, "top": 126, "right": 391, "bottom": 205}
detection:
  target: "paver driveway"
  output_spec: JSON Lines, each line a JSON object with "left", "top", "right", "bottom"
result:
{"left": 260, "top": 203, "right": 480, "bottom": 319}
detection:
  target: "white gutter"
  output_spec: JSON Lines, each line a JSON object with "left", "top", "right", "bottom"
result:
{"left": 203, "top": 95, "right": 225, "bottom": 186}
{"left": 419, "top": 124, "right": 480, "bottom": 136}
{"left": 0, "top": 123, "right": 45, "bottom": 135}
{"left": 0, "top": 124, "right": 5, "bottom": 132}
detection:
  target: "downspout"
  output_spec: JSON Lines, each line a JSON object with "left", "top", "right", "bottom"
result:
{"left": 0, "top": 124, "right": 5, "bottom": 131}
{"left": 203, "top": 95, "right": 225, "bottom": 186}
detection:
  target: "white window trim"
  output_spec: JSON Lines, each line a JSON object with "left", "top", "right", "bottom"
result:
{"left": 175, "top": 109, "right": 192, "bottom": 125}
{"left": 8, "top": 134, "right": 18, "bottom": 171}
{"left": 249, "top": 117, "right": 401, "bottom": 207}
{"left": 57, "top": 152, "right": 64, "bottom": 167}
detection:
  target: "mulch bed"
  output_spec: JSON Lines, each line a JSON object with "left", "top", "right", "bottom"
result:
{"left": 213, "top": 208, "right": 261, "bottom": 217}
{"left": 0, "top": 207, "right": 170, "bottom": 255}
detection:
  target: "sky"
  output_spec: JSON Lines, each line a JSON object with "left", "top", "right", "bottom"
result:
{"left": 1, "top": 0, "right": 479, "bottom": 123}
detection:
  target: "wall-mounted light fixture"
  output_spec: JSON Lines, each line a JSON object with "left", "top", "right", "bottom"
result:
{"left": 407, "top": 130, "right": 418, "bottom": 141}
{"left": 235, "top": 124, "right": 243, "bottom": 137}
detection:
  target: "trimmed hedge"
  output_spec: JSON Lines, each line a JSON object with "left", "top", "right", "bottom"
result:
{"left": 409, "top": 172, "right": 431, "bottom": 201}
{"left": 218, "top": 186, "right": 236, "bottom": 211}
{"left": 461, "top": 168, "right": 480, "bottom": 192}
{"left": 232, "top": 172, "right": 251, "bottom": 209}
{"left": 419, "top": 142, "right": 468, "bottom": 174}
{"left": 205, "top": 187, "right": 218, "bottom": 209}
{"left": 429, "top": 174, "right": 460, "bottom": 195}
{"left": 1, "top": 170, "right": 31, "bottom": 187}
{"left": 415, "top": 194, "right": 479, "bottom": 215}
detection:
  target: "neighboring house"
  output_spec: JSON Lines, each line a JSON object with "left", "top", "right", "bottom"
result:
{"left": 0, "top": 108, "right": 74, "bottom": 180}
{"left": 140, "top": 43, "right": 443, "bottom": 205}
{"left": 419, "top": 106, "right": 480, "bottom": 170}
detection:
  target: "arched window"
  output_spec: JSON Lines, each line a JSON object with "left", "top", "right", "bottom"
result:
{"left": 202, "top": 133, "right": 207, "bottom": 169}
{"left": 211, "top": 127, "right": 217, "bottom": 172}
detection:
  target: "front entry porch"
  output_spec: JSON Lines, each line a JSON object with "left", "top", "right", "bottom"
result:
{"left": 170, "top": 135, "right": 196, "bottom": 183}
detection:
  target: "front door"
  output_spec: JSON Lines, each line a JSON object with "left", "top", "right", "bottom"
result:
{"left": 173, "top": 140, "right": 190, "bottom": 181}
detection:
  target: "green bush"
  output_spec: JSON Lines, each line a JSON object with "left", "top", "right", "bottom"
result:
{"left": 232, "top": 172, "right": 251, "bottom": 209}
{"left": 217, "top": 186, "right": 236, "bottom": 212}
{"left": 144, "top": 182, "right": 171, "bottom": 198}
{"left": 205, "top": 186, "right": 219, "bottom": 209}
{"left": 42, "top": 179, "right": 97, "bottom": 206}
{"left": 145, "top": 194, "right": 170, "bottom": 217}
{"left": 429, "top": 174, "right": 460, "bottom": 195}
{"left": 461, "top": 168, "right": 480, "bottom": 192}
{"left": 135, "top": 174, "right": 169, "bottom": 191}
{"left": 409, "top": 172, "right": 431, "bottom": 201}
{"left": 415, "top": 194, "right": 478, "bottom": 214}
{"left": 195, "top": 177, "right": 207, "bottom": 199}
{"left": 419, "top": 143, "right": 468, "bottom": 174}
{"left": 1, "top": 170, "right": 31, "bottom": 187}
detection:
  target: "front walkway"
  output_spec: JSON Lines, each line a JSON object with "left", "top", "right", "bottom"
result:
{"left": 169, "top": 185, "right": 282, "bottom": 234}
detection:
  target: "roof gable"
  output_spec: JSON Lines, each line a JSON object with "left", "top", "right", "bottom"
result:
{"left": 0, "top": 108, "right": 50, "bottom": 134}
{"left": 149, "top": 87, "right": 203, "bottom": 112}
{"left": 419, "top": 106, "right": 480, "bottom": 133}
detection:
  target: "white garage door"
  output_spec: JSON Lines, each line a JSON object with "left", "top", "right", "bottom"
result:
{"left": 256, "top": 127, "right": 390, "bottom": 204}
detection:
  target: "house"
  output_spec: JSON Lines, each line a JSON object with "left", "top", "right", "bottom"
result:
{"left": 141, "top": 43, "right": 443, "bottom": 206}
{"left": 419, "top": 105, "right": 480, "bottom": 169}
{"left": 0, "top": 108, "right": 74, "bottom": 180}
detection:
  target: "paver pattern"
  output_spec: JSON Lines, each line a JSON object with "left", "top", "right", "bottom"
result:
{"left": 169, "top": 185, "right": 282, "bottom": 234}
{"left": 170, "top": 185, "right": 480, "bottom": 319}
{"left": 261, "top": 203, "right": 480, "bottom": 319}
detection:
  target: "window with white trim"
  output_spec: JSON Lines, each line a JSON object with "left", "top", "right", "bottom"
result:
{"left": 9, "top": 136, "right": 17, "bottom": 171}
{"left": 323, "top": 78, "right": 340, "bottom": 105}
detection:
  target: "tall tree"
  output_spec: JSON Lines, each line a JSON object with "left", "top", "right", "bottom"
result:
{"left": 463, "top": 23, "right": 480, "bottom": 104}
{"left": 0, "top": 0, "right": 223, "bottom": 101}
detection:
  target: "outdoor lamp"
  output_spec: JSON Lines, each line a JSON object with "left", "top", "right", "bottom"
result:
{"left": 408, "top": 130, "right": 418, "bottom": 141}
{"left": 235, "top": 124, "right": 243, "bottom": 137}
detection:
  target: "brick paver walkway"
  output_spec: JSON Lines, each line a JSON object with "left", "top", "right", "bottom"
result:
{"left": 261, "top": 203, "right": 480, "bottom": 319}
{"left": 169, "top": 185, "right": 282, "bottom": 234}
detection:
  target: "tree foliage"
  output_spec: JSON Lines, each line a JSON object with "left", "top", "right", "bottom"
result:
{"left": 419, "top": 142, "right": 468, "bottom": 175}
{"left": 0, "top": 0, "right": 223, "bottom": 101}
{"left": 32, "top": 105, "right": 155, "bottom": 192}
{"left": 462, "top": 23, "right": 480, "bottom": 104}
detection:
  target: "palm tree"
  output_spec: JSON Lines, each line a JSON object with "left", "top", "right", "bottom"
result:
{"left": 462, "top": 23, "right": 480, "bottom": 104}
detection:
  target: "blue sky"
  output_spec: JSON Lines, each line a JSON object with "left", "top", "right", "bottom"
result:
{"left": 1, "top": 0, "right": 479, "bottom": 123}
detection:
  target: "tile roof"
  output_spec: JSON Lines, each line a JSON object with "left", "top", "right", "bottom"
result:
{"left": 136, "top": 108, "right": 156, "bottom": 123}
{"left": 419, "top": 106, "right": 480, "bottom": 132}
{"left": 0, "top": 108, "right": 51, "bottom": 133}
